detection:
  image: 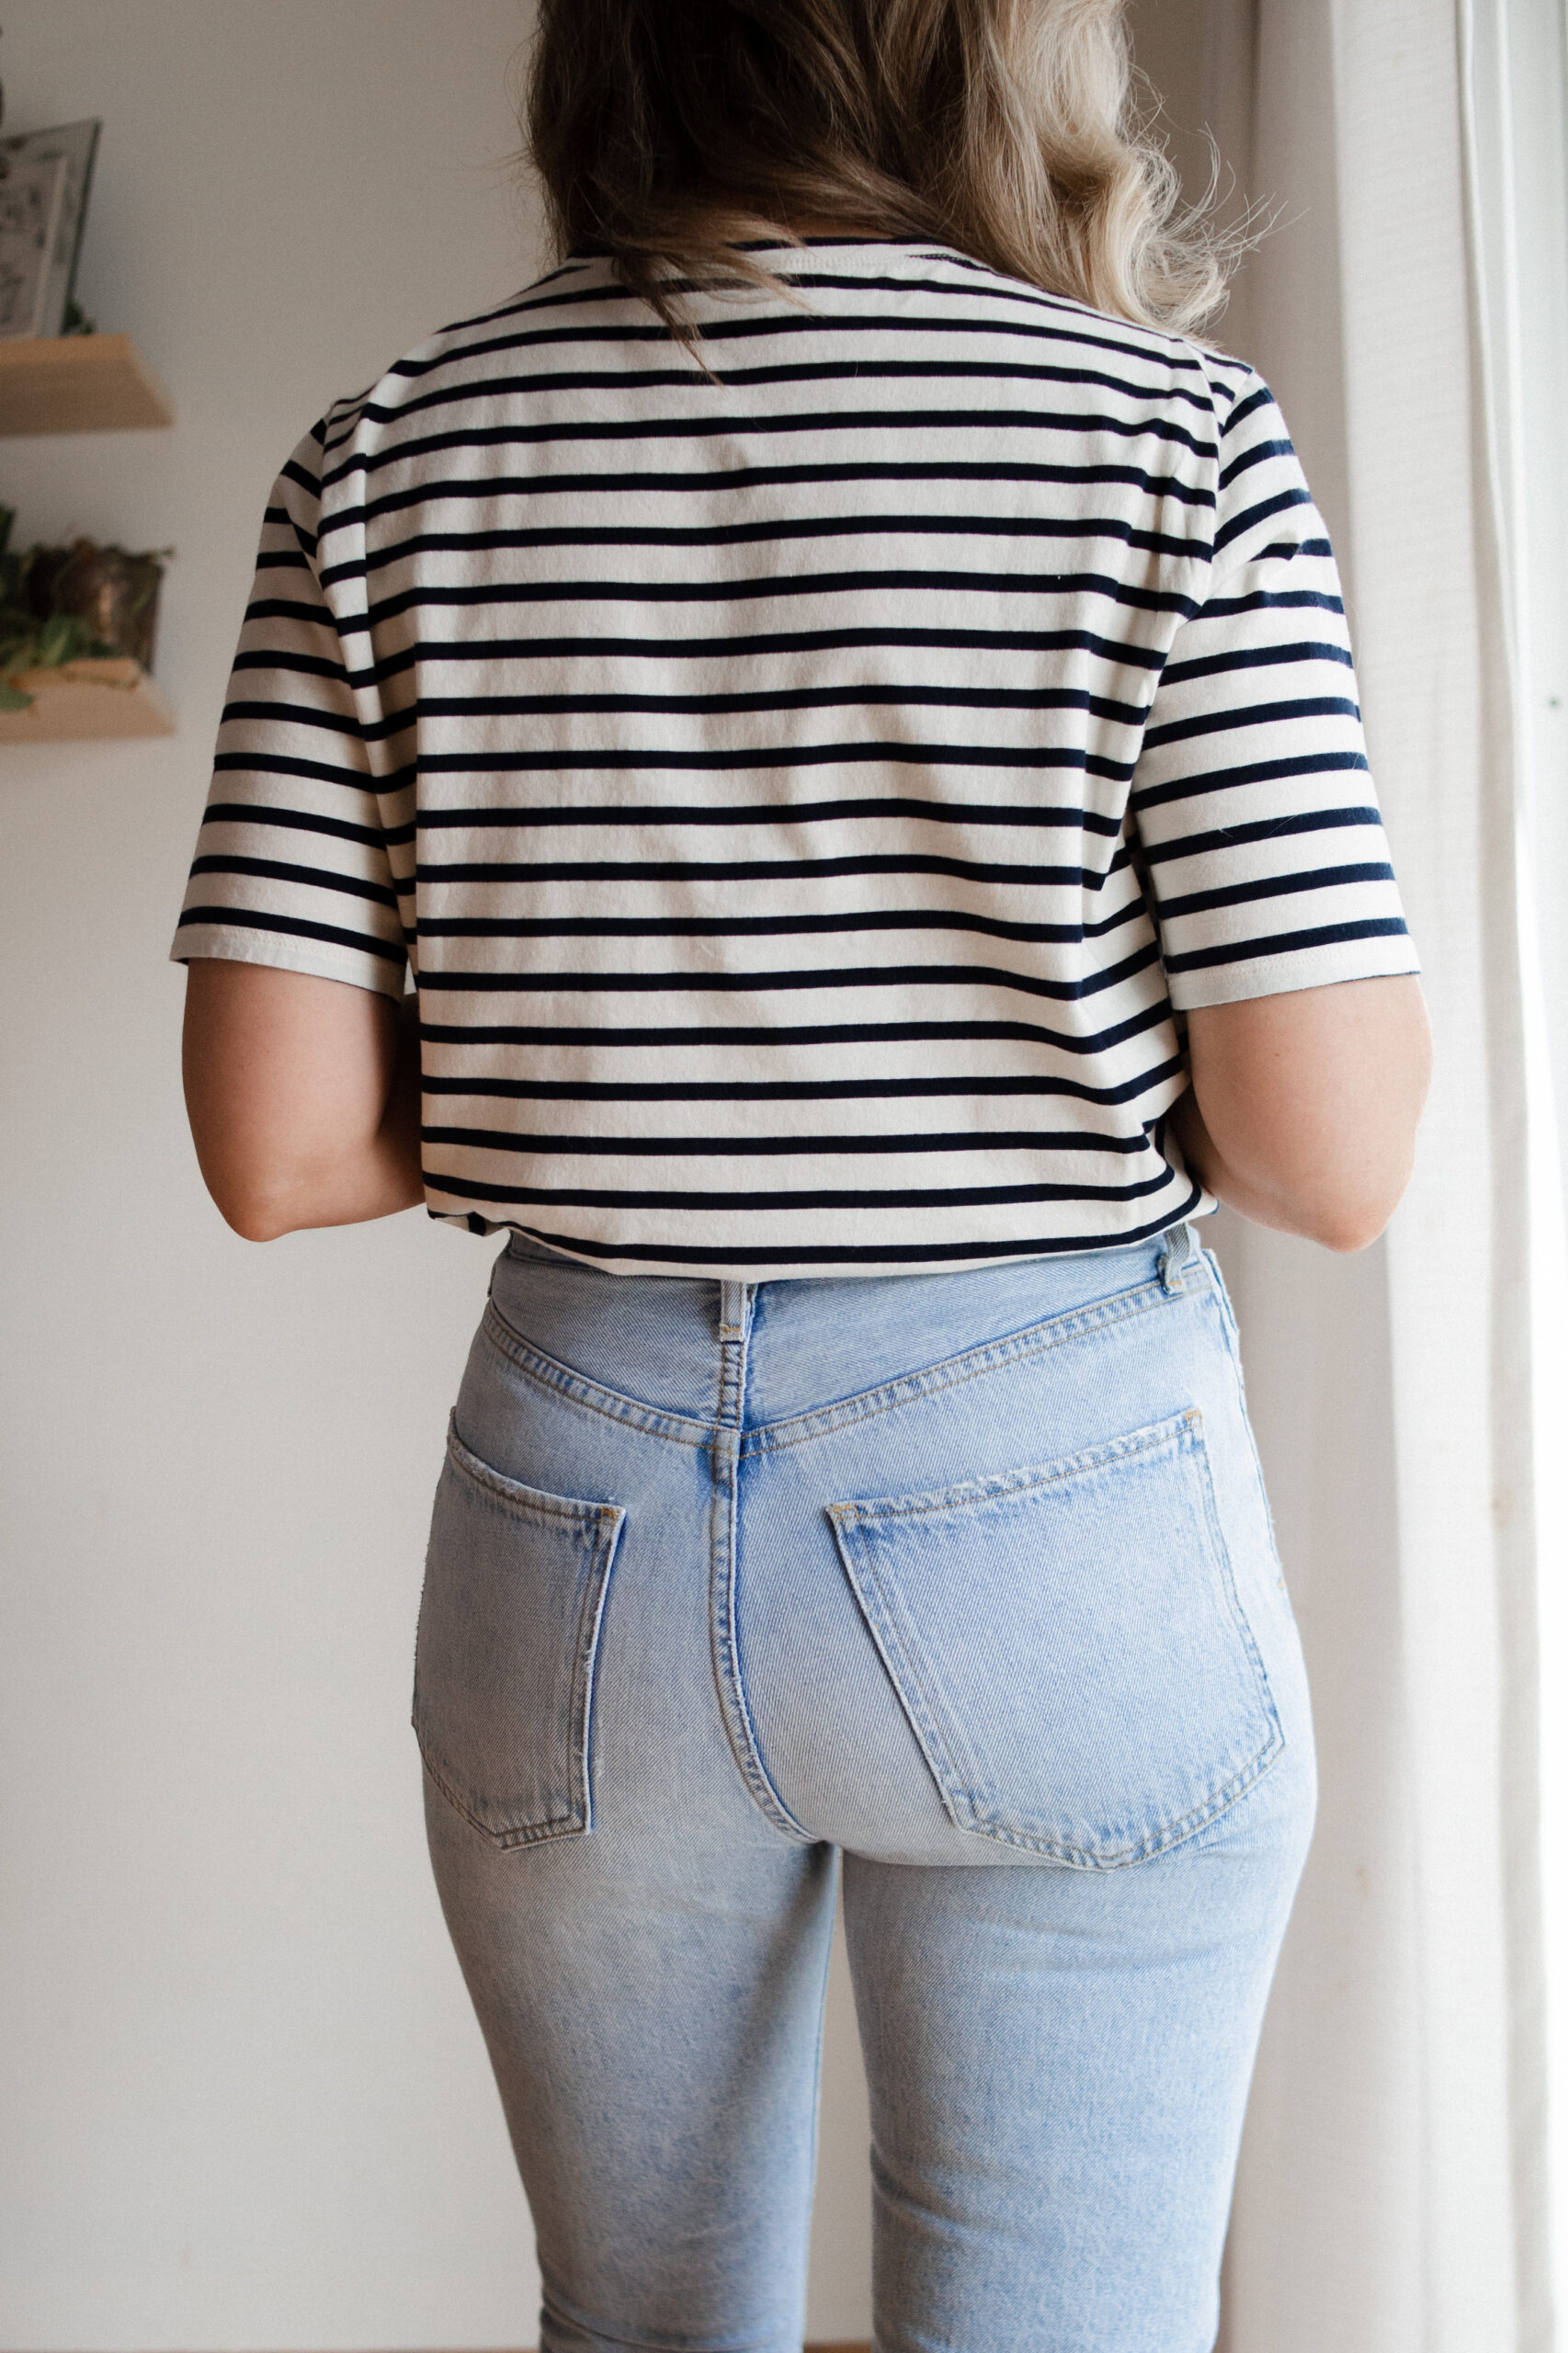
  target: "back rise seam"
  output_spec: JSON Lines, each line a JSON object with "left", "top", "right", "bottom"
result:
{"left": 707, "top": 1284, "right": 810, "bottom": 1841}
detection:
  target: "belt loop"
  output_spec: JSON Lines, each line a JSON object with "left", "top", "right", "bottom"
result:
{"left": 715, "top": 1281, "right": 756, "bottom": 1430}
{"left": 1158, "top": 1220, "right": 1198, "bottom": 1297}
{"left": 718, "top": 1280, "right": 752, "bottom": 1340}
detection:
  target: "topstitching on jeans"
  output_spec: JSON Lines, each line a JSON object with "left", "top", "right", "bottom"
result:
{"left": 479, "top": 1301, "right": 712, "bottom": 1446}
{"left": 479, "top": 1261, "right": 1220, "bottom": 1461}
{"left": 745, "top": 1264, "right": 1218, "bottom": 1456}
{"left": 709, "top": 1286, "right": 813, "bottom": 1845}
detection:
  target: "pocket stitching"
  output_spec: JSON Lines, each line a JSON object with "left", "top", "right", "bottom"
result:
{"left": 829, "top": 1410, "right": 1283, "bottom": 1870}
{"left": 820, "top": 1541, "right": 976, "bottom": 1842}
{"left": 414, "top": 1425, "right": 627, "bottom": 1848}
{"left": 415, "top": 1742, "right": 586, "bottom": 1849}
{"left": 828, "top": 1409, "right": 1201, "bottom": 1530}
{"left": 445, "top": 1419, "right": 627, "bottom": 1535}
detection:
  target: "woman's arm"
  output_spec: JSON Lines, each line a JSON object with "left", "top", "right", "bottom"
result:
{"left": 182, "top": 960, "right": 424, "bottom": 1241}
{"left": 184, "top": 959, "right": 1430, "bottom": 1253}
{"left": 1169, "top": 972, "right": 1432, "bottom": 1252}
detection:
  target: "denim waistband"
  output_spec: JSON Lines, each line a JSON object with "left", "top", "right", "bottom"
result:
{"left": 488, "top": 1220, "right": 1210, "bottom": 1431}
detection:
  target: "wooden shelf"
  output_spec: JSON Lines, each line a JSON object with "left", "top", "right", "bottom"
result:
{"left": 0, "top": 657, "right": 174, "bottom": 741}
{"left": 0, "top": 334, "right": 173, "bottom": 434}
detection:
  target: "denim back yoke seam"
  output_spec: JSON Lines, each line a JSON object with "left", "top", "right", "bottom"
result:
{"left": 479, "top": 1302, "right": 713, "bottom": 1447}
{"left": 750, "top": 1269, "right": 1211, "bottom": 1457}
{"left": 479, "top": 1262, "right": 1218, "bottom": 1461}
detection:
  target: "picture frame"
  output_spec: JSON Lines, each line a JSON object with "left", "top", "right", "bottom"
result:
{"left": 0, "top": 119, "right": 100, "bottom": 341}
{"left": 0, "top": 148, "right": 65, "bottom": 338}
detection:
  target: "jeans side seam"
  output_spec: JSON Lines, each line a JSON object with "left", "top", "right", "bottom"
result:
{"left": 1204, "top": 1251, "right": 1290, "bottom": 1584}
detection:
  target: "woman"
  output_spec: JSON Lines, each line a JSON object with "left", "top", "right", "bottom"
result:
{"left": 176, "top": 3, "right": 1431, "bottom": 2347}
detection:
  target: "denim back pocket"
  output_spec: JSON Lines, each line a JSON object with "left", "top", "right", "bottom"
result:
{"left": 414, "top": 1417, "right": 627, "bottom": 1848}
{"left": 828, "top": 1409, "right": 1280, "bottom": 1869}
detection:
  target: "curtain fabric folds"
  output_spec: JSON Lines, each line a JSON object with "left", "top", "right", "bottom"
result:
{"left": 1210, "top": 2, "right": 1562, "bottom": 2347}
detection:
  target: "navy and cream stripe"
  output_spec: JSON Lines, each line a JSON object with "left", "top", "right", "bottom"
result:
{"left": 173, "top": 239, "right": 1415, "bottom": 1276}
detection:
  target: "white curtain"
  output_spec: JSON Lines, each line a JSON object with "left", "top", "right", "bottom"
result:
{"left": 1191, "top": 2, "right": 1568, "bottom": 2347}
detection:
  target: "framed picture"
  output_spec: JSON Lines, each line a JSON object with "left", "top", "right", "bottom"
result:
{"left": 0, "top": 119, "right": 100, "bottom": 341}
{"left": 0, "top": 149, "right": 65, "bottom": 338}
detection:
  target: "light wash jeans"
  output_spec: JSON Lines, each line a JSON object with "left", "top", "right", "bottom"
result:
{"left": 416, "top": 1223, "right": 1316, "bottom": 2353}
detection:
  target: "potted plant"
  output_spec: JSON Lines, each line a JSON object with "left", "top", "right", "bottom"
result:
{"left": 0, "top": 506, "right": 169, "bottom": 710}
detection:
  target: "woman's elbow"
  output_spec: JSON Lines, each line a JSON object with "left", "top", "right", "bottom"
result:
{"left": 1184, "top": 976, "right": 1432, "bottom": 1255}
{"left": 201, "top": 1165, "right": 301, "bottom": 1243}
{"left": 1288, "top": 1137, "right": 1421, "bottom": 1253}
{"left": 1306, "top": 1198, "right": 1399, "bottom": 1255}
{"left": 187, "top": 1120, "right": 312, "bottom": 1239}
{"left": 222, "top": 1199, "right": 295, "bottom": 1245}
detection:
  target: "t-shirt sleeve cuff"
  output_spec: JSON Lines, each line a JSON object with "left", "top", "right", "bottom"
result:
{"left": 168, "top": 922, "right": 408, "bottom": 1000}
{"left": 1165, "top": 932, "right": 1421, "bottom": 1011}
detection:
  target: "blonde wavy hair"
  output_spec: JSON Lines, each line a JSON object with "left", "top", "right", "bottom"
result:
{"left": 526, "top": 0, "right": 1231, "bottom": 350}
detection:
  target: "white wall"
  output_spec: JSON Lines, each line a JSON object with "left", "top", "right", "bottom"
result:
{"left": 0, "top": 6, "right": 875, "bottom": 2344}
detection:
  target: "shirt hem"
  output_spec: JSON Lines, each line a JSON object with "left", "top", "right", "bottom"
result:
{"left": 425, "top": 1190, "right": 1216, "bottom": 1280}
{"left": 168, "top": 925, "right": 408, "bottom": 1000}
{"left": 1165, "top": 938, "right": 1420, "bottom": 1012}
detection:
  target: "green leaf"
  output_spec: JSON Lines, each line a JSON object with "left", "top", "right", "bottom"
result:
{"left": 0, "top": 681, "right": 36, "bottom": 710}
{"left": 35, "top": 614, "right": 74, "bottom": 666}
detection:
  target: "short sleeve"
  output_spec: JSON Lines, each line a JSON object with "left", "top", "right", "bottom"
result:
{"left": 1131, "top": 369, "right": 1418, "bottom": 1010}
{"left": 170, "top": 419, "right": 408, "bottom": 999}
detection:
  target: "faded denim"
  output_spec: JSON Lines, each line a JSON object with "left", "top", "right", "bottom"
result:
{"left": 417, "top": 1224, "right": 1316, "bottom": 2353}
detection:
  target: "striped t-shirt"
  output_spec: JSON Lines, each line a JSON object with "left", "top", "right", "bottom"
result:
{"left": 172, "top": 238, "right": 1416, "bottom": 1278}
